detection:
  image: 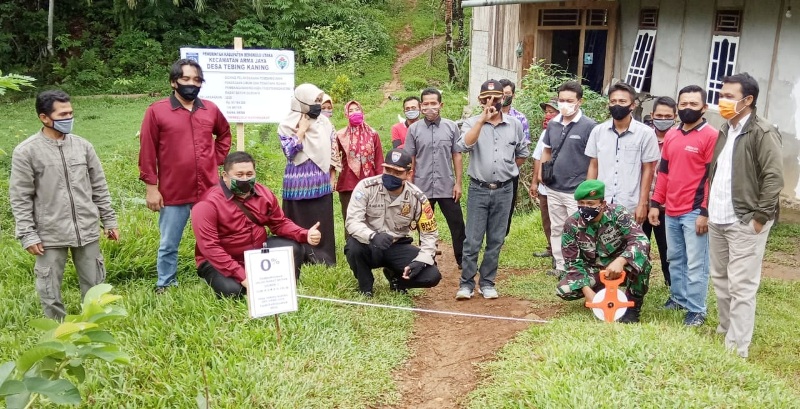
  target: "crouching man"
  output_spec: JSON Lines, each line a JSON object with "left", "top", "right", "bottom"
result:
{"left": 556, "top": 180, "right": 652, "bottom": 323}
{"left": 344, "top": 149, "right": 442, "bottom": 297}
{"left": 191, "top": 151, "right": 321, "bottom": 297}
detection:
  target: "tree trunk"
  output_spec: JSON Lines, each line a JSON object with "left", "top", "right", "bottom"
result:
{"left": 47, "top": 0, "right": 54, "bottom": 56}
{"left": 445, "top": 0, "right": 455, "bottom": 81}
{"left": 454, "top": 0, "right": 465, "bottom": 51}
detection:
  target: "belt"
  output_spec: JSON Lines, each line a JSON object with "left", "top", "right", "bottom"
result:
{"left": 470, "top": 177, "right": 512, "bottom": 190}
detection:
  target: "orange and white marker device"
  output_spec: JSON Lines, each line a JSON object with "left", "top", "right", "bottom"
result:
{"left": 584, "top": 270, "right": 634, "bottom": 322}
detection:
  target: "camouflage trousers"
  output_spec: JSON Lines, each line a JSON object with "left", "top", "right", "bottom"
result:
{"left": 556, "top": 261, "right": 652, "bottom": 301}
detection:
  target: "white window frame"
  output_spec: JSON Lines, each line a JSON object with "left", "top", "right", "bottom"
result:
{"left": 625, "top": 29, "right": 657, "bottom": 93}
{"left": 706, "top": 35, "right": 739, "bottom": 106}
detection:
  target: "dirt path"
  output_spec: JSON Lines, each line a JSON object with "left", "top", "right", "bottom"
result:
{"left": 381, "top": 245, "right": 561, "bottom": 408}
{"left": 380, "top": 34, "right": 445, "bottom": 106}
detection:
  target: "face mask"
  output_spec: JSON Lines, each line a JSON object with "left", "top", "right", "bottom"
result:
{"left": 382, "top": 174, "right": 404, "bottom": 191}
{"left": 405, "top": 110, "right": 421, "bottom": 120}
{"left": 609, "top": 104, "right": 632, "bottom": 121}
{"left": 349, "top": 111, "right": 364, "bottom": 127}
{"left": 321, "top": 109, "right": 333, "bottom": 118}
{"left": 176, "top": 83, "right": 200, "bottom": 101}
{"left": 502, "top": 95, "right": 513, "bottom": 107}
{"left": 421, "top": 107, "right": 440, "bottom": 121}
{"left": 652, "top": 119, "right": 675, "bottom": 132}
{"left": 305, "top": 104, "right": 322, "bottom": 119}
{"left": 678, "top": 108, "right": 704, "bottom": 124}
{"left": 542, "top": 113, "right": 557, "bottom": 129}
{"left": 49, "top": 117, "right": 74, "bottom": 134}
{"left": 493, "top": 101, "right": 502, "bottom": 113}
{"left": 558, "top": 102, "right": 577, "bottom": 117}
{"left": 718, "top": 97, "right": 746, "bottom": 120}
{"left": 229, "top": 177, "right": 256, "bottom": 196}
{"left": 578, "top": 205, "right": 602, "bottom": 223}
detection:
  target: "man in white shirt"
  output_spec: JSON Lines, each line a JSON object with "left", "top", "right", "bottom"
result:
{"left": 707, "top": 72, "right": 783, "bottom": 359}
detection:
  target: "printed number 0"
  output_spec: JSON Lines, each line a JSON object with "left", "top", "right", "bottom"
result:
{"left": 260, "top": 259, "right": 272, "bottom": 271}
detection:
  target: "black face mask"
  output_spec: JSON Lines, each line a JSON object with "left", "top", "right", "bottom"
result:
{"left": 609, "top": 104, "right": 632, "bottom": 121}
{"left": 578, "top": 205, "right": 602, "bottom": 223}
{"left": 382, "top": 174, "right": 404, "bottom": 191}
{"left": 678, "top": 108, "right": 704, "bottom": 124}
{"left": 493, "top": 101, "right": 502, "bottom": 113}
{"left": 502, "top": 95, "right": 513, "bottom": 107}
{"left": 230, "top": 177, "right": 255, "bottom": 196}
{"left": 306, "top": 103, "right": 322, "bottom": 119}
{"left": 176, "top": 84, "right": 200, "bottom": 101}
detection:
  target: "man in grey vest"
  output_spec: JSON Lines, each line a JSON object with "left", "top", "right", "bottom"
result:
{"left": 538, "top": 81, "right": 597, "bottom": 277}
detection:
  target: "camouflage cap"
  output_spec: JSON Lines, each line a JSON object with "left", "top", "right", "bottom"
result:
{"left": 574, "top": 179, "right": 605, "bottom": 201}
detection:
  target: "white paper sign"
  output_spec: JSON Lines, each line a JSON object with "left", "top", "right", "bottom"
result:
{"left": 180, "top": 47, "right": 295, "bottom": 123}
{"left": 243, "top": 247, "right": 298, "bottom": 318}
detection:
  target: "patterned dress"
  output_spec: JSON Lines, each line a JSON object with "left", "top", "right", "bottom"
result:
{"left": 556, "top": 204, "right": 652, "bottom": 300}
{"left": 279, "top": 129, "right": 337, "bottom": 200}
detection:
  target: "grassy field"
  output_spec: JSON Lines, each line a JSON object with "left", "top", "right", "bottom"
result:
{"left": 3, "top": 14, "right": 800, "bottom": 408}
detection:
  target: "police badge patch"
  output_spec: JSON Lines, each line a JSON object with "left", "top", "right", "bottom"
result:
{"left": 400, "top": 202, "right": 411, "bottom": 216}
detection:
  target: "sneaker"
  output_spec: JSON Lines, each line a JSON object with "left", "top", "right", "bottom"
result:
{"left": 533, "top": 250, "right": 552, "bottom": 258}
{"left": 360, "top": 291, "right": 373, "bottom": 298}
{"left": 455, "top": 286, "right": 474, "bottom": 300}
{"left": 684, "top": 312, "right": 706, "bottom": 327}
{"left": 663, "top": 298, "right": 685, "bottom": 311}
{"left": 154, "top": 286, "right": 169, "bottom": 295}
{"left": 479, "top": 286, "right": 499, "bottom": 299}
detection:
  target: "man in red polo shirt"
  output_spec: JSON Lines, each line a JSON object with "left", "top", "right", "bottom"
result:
{"left": 139, "top": 58, "right": 232, "bottom": 294}
{"left": 191, "top": 151, "right": 322, "bottom": 297}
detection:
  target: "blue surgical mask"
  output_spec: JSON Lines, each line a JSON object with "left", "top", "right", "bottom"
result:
{"left": 405, "top": 110, "right": 420, "bottom": 120}
{"left": 382, "top": 174, "right": 404, "bottom": 191}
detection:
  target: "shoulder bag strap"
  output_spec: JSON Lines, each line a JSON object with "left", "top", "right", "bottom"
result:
{"left": 550, "top": 122, "right": 575, "bottom": 164}
{"left": 231, "top": 198, "right": 261, "bottom": 225}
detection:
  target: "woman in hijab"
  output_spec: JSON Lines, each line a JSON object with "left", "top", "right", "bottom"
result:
{"left": 278, "top": 83, "right": 341, "bottom": 266}
{"left": 321, "top": 94, "right": 334, "bottom": 119}
{"left": 336, "top": 100, "right": 384, "bottom": 228}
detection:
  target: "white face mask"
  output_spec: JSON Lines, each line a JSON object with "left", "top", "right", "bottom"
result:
{"left": 557, "top": 102, "right": 577, "bottom": 117}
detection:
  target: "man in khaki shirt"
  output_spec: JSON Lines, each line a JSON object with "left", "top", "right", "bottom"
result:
{"left": 345, "top": 149, "right": 441, "bottom": 297}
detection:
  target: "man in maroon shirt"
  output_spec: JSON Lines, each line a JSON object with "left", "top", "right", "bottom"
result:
{"left": 139, "top": 59, "right": 232, "bottom": 294}
{"left": 191, "top": 151, "right": 322, "bottom": 297}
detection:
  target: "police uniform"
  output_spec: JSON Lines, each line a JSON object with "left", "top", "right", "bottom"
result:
{"left": 344, "top": 149, "right": 441, "bottom": 295}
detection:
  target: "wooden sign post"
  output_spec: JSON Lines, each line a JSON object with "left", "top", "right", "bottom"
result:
{"left": 233, "top": 37, "right": 245, "bottom": 151}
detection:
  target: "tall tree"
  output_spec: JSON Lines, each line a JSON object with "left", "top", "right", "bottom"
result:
{"left": 47, "top": 0, "right": 54, "bottom": 56}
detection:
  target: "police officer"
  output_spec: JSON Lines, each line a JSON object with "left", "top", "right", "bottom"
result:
{"left": 344, "top": 149, "right": 442, "bottom": 297}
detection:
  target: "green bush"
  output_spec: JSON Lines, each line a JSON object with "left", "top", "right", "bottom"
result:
{"left": 403, "top": 77, "right": 428, "bottom": 92}
{"left": 109, "top": 30, "right": 165, "bottom": 77}
{"left": 53, "top": 50, "right": 111, "bottom": 95}
{"left": 512, "top": 60, "right": 611, "bottom": 212}
{"left": 330, "top": 74, "right": 354, "bottom": 105}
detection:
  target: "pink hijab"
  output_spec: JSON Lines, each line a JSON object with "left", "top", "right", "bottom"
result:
{"left": 336, "top": 100, "right": 379, "bottom": 178}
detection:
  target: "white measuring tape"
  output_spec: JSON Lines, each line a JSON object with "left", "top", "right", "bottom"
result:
{"left": 297, "top": 294, "right": 551, "bottom": 324}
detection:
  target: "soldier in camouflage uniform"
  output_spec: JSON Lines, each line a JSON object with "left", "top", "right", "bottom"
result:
{"left": 556, "top": 180, "right": 652, "bottom": 323}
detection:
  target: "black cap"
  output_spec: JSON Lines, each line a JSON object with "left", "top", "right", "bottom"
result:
{"left": 479, "top": 79, "right": 504, "bottom": 99}
{"left": 382, "top": 148, "right": 412, "bottom": 171}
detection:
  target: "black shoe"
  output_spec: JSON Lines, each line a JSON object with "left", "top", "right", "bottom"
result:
{"left": 154, "top": 286, "right": 169, "bottom": 295}
{"left": 388, "top": 278, "right": 407, "bottom": 294}
{"left": 684, "top": 312, "right": 706, "bottom": 327}
{"left": 663, "top": 298, "right": 685, "bottom": 311}
{"left": 618, "top": 296, "right": 643, "bottom": 324}
{"left": 618, "top": 306, "right": 641, "bottom": 323}
{"left": 360, "top": 291, "right": 373, "bottom": 298}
